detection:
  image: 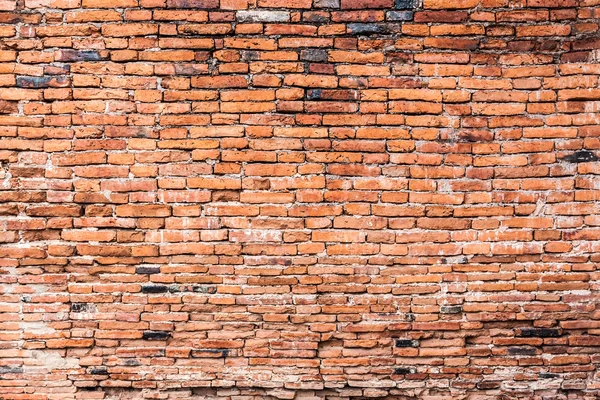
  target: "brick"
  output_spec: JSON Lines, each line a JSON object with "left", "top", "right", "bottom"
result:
{"left": 166, "top": 0, "right": 218, "bottom": 7}
{"left": 424, "top": 0, "right": 478, "bottom": 8}
{"left": 115, "top": 205, "right": 171, "bottom": 217}
{"left": 1, "top": 1, "right": 598, "bottom": 398}
{"left": 341, "top": 0, "right": 392, "bottom": 8}
{"left": 236, "top": 10, "right": 290, "bottom": 22}
{"left": 55, "top": 49, "right": 108, "bottom": 62}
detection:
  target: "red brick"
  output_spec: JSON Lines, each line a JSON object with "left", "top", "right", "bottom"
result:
{"left": 1, "top": 1, "right": 597, "bottom": 398}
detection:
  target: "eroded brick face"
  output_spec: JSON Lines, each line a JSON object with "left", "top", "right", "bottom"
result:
{"left": 1, "top": 0, "right": 600, "bottom": 398}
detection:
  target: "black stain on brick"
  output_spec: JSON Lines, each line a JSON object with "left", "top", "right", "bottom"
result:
{"left": 168, "top": 285, "right": 182, "bottom": 293}
{"left": 304, "top": 13, "right": 329, "bottom": 23}
{"left": 192, "top": 349, "right": 230, "bottom": 358}
{"left": 307, "top": 89, "right": 323, "bottom": 100}
{"left": 395, "top": 0, "right": 414, "bottom": 9}
{"left": 141, "top": 285, "right": 169, "bottom": 293}
{"left": 507, "top": 346, "right": 538, "bottom": 356}
{"left": 387, "top": 11, "right": 414, "bottom": 21}
{"left": 307, "top": 89, "right": 358, "bottom": 101}
{"left": 16, "top": 76, "right": 70, "bottom": 89}
{"left": 241, "top": 51, "right": 260, "bottom": 62}
{"left": 136, "top": 266, "right": 160, "bottom": 275}
{"left": 142, "top": 331, "right": 171, "bottom": 340}
{"left": 192, "top": 285, "right": 217, "bottom": 293}
{"left": 70, "top": 303, "right": 94, "bottom": 312}
{"left": 56, "top": 50, "right": 108, "bottom": 62}
{"left": 395, "top": 339, "right": 419, "bottom": 348}
{"left": 562, "top": 150, "right": 598, "bottom": 163}
{"left": 89, "top": 367, "right": 108, "bottom": 375}
{"left": 0, "top": 366, "right": 23, "bottom": 374}
{"left": 440, "top": 305, "right": 463, "bottom": 314}
{"left": 300, "top": 49, "right": 328, "bottom": 63}
{"left": 539, "top": 373, "right": 559, "bottom": 379}
{"left": 517, "top": 328, "right": 562, "bottom": 338}
{"left": 477, "top": 381, "right": 501, "bottom": 390}
{"left": 348, "top": 23, "right": 388, "bottom": 35}
{"left": 166, "top": 0, "right": 219, "bottom": 8}
{"left": 393, "top": 367, "right": 415, "bottom": 375}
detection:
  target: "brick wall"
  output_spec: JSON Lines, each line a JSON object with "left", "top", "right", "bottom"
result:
{"left": 1, "top": 0, "right": 600, "bottom": 398}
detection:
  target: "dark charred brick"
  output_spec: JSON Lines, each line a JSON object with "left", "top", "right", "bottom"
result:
{"left": 70, "top": 303, "right": 94, "bottom": 312}
{"left": 517, "top": 328, "right": 562, "bottom": 338}
{"left": 142, "top": 331, "right": 171, "bottom": 340}
{"left": 166, "top": 0, "right": 218, "bottom": 8}
{"left": 241, "top": 51, "right": 260, "bottom": 62}
{"left": 141, "top": 285, "right": 169, "bottom": 294}
{"left": 303, "top": 12, "right": 331, "bottom": 23}
{"left": 341, "top": 0, "right": 393, "bottom": 8}
{"left": 55, "top": 50, "right": 108, "bottom": 62}
{"left": 562, "top": 150, "right": 598, "bottom": 163}
{"left": 393, "top": 367, "right": 415, "bottom": 375}
{"left": 0, "top": 366, "right": 23, "bottom": 374}
{"left": 307, "top": 89, "right": 323, "bottom": 100}
{"left": 440, "top": 305, "right": 463, "bottom": 314}
{"left": 136, "top": 266, "right": 160, "bottom": 274}
{"left": 168, "top": 285, "right": 181, "bottom": 292}
{"left": 191, "top": 285, "right": 217, "bottom": 293}
{"left": 89, "top": 367, "right": 108, "bottom": 375}
{"left": 507, "top": 347, "right": 539, "bottom": 356}
{"left": 387, "top": 11, "right": 414, "bottom": 21}
{"left": 347, "top": 23, "right": 388, "bottom": 35}
{"left": 395, "top": 339, "right": 419, "bottom": 348}
{"left": 394, "top": 0, "right": 414, "bottom": 8}
{"left": 191, "top": 349, "right": 230, "bottom": 358}
{"left": 307, "top": 89, "right": 358, "bottom": 101}
{"left": 300, "top": 49, "right": 329, "bottom": 62}
{"left": 16, "top": 76, "right": 71, "bottom": 89}
{"left": 477, "top": 381, "right": 501, "bottom": 390}
{"left": 539, "top": 373, "right": 560, "bottom": 379}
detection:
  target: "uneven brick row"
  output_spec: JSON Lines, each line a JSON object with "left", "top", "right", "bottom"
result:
{"left": 1, "top": 0, "right": 600, "bottom": 398}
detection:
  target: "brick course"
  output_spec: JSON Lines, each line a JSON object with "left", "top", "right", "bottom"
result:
{"left": 1, "top": 0, "right": 600, "bottom": 398}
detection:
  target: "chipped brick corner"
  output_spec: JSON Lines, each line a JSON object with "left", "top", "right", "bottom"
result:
{"left": 1, "top": 0, "right": 600, "bottom": 399}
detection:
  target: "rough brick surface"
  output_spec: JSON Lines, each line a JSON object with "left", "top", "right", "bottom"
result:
{"left": 0, "top": 0, "right": 600, "bottom": 399}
